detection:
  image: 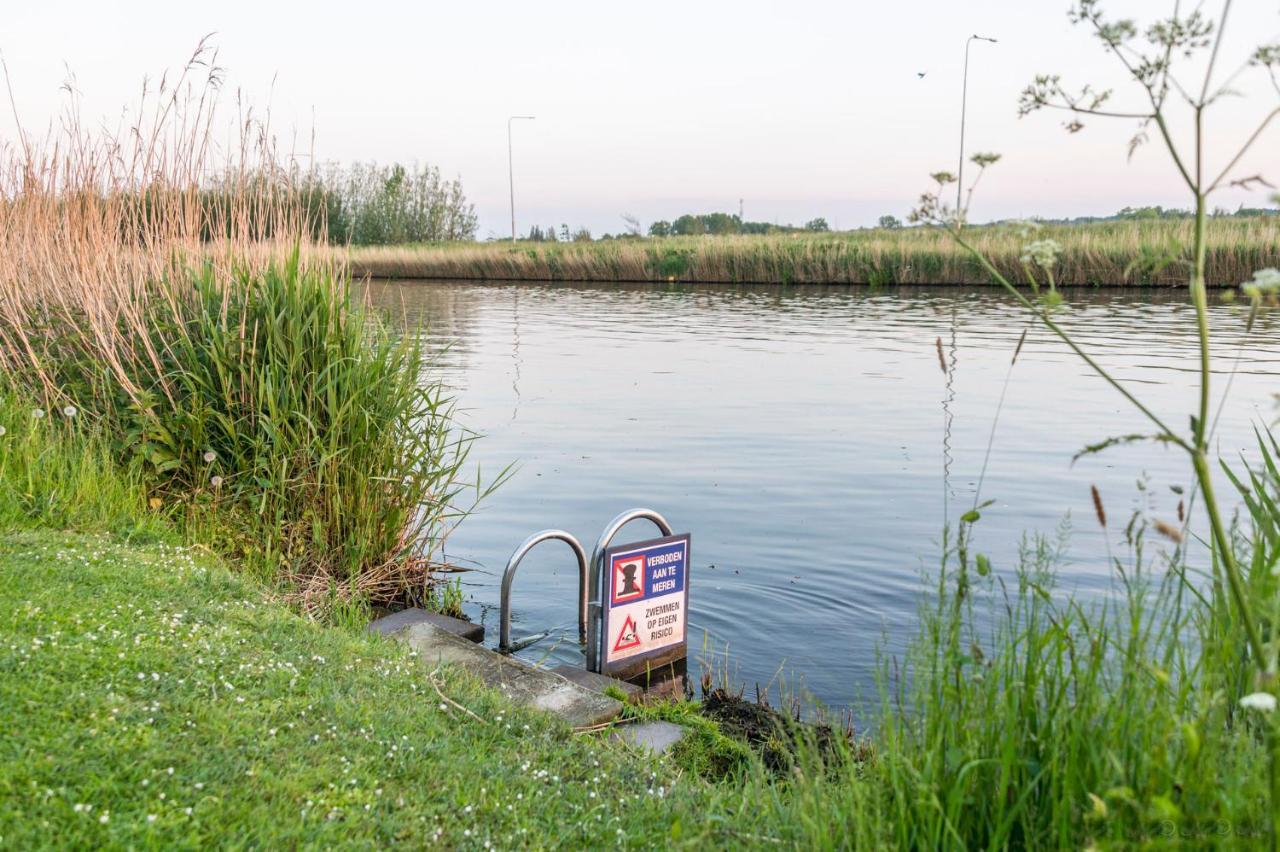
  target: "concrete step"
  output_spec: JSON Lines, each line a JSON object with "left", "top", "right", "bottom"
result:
{"left": 367, "top": 607, "right": 484, "bottom": 644}
{"left": 609, "top": 720, "right": 687, "bottom": 755}
{"left": 549, "top": 665, "right": 644, "bottom": 701}
{"left": 381, "top": 619, "right": 622, "bottom": 729}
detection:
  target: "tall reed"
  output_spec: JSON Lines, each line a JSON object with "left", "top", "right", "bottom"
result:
{"left": 0, "top": 44, "right": 487, "bottom": 612}
{"left": 339, "top": 217, "right": 1278, "bottom": 286}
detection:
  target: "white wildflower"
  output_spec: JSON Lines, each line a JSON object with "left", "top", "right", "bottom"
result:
{"left": 202, "top": 451, "right": 217, "bottom": 463}
{"left": 1009, "top": 219, "right": 1042, "bottom": 239}
{"left": 1244, "top": 267, "right": 1280, "bottom": 294}
{"left": 62, "top": 405, "right": 77, "bottom": 418}
{"left": 1240, "top": 692, "right": 1277, "bottom": 714}
{"left": 210, "top": 476, "right": 223, "bottom": 488}
{"left": 31, "top": 408, "right": 45, "bottom": 420}
{"left": 1020, "top": 239, "right": 1062, "bottom": 270}
{"left": 99, "top": 813, "right": 109, "bottom": 824}
{"left": 0, "top": 425, "right": 6, "bottom": 437}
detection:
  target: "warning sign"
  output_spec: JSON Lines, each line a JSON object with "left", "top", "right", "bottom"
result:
{"left": 612, "top": 615, "right": 641, "bottom": 651}
{"left": 611, "top": 555, "right": 646, "bottom": 604}
{"left": 600, "top": 533, "right": 690, "bottom": 677}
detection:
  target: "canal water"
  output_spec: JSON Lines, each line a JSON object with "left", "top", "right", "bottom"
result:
{"left": 365, "top": 281, "right": 1280, "bottom": 708}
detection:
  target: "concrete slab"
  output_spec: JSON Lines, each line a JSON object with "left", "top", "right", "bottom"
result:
{"left": 385, "top": 620, "right": 622, "bottom": 729}
{"left": 550, "top": 665, "right": 644, "bottom": 701}
{"left": 367, "top": 607, "right": 484, "bottom": 644}
{"left": 609, "top": 721, "right": 687, "bottom": 755}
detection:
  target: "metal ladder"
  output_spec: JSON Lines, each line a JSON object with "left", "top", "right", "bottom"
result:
{"left": 497, "top": 508, "right": 672, "bottom": 673}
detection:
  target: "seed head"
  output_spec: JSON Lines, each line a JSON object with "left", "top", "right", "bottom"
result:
{"left": 1153, "top": 519, "right": 1184, "bottom": 544}
{"left": 1090, "top": 485, "right": 1106, "bottom": 529}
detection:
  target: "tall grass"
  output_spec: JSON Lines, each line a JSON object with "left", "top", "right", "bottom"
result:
{"left": 0, "top": 393, "right": 162, "bottom": 538}
{"left": 339, "top": 217, "right": 1278, "bottom": 286}
{"left": 0, "top": 45, "right": 488, "bottom": 613}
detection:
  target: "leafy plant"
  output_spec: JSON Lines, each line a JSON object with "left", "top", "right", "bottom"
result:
{"left": 912, "top": 1, "right": 1280, "bottom": 842}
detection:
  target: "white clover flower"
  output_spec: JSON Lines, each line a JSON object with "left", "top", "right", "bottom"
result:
{"left": 203, "top": 451, "right": 216, "bottom": 463}
{"left": 1240, "top": 692, "right": 1277, "bottom": 713}
{"left": 0, "top": 425, "right": 6, "bottom": 437}
{"left": 1020, "top": 239, "right": 1063, "bottom": 270}
{"left": 31, "top": 408, "right": 45, "bottom": 420}
{"left": 62, "top": 405, "right": 77, "bottom": 418}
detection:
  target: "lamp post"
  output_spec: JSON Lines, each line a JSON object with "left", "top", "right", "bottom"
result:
{"left": 508, "top": 115, "right": 536, "bottom": 241}
{"left": 956, "top": 34, "right": 997, "bottom": 225}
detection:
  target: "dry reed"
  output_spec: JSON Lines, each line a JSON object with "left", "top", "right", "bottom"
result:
{"left": 338, "top": 217, "right": 1278, "bottom": 287}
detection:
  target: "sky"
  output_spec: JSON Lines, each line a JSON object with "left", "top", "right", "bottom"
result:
{"left": 2, "top": 0, "right": 1278, "bottom": 237}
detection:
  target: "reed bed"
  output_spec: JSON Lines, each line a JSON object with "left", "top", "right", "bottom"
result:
{"left": 0, "top": 46, "right": 480, "bottom": 614}
{"left": 342, "top": 217, "right": 1278, "bottom": 287}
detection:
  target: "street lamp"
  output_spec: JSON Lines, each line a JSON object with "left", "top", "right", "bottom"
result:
{"left": 956, "top": 34, "right": 997, "bottom": 225}
{"left": 508, "top": 115, "right": 536, "bottom": 241}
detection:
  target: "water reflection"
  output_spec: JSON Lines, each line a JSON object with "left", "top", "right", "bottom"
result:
{"left": 363, "top": 280, "right": 1280, "bottom": 707}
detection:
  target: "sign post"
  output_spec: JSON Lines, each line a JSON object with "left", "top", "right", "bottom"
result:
{"left": 598, "top": 533, "right": 691, "bottom": 680}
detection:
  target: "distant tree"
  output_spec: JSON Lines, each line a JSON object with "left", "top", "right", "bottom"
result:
{"left": 804, "top": 217, "right": 830, "bottom": 232}
{"left": 310, "top": 161, "right": 478, "bottom": 244}
{"left": 572, "top": 227, "right": 593, "bottom": 242}
{"left": 702, "top": 212, "right": 742, "bottom": 235}
{"left": 671, "top": 214, "right": 706, "bottom": 236}
{"left": 621, "top": 213, "right": 643, "bottom": 237}
{"left": 878, "top": 215, "right": 903, "bottom": 230}
{"left": 648, "top": 220, "right": 672, "bottom": 237}
{"left": 546, "top": 224, "right": 559, "bottom": 243}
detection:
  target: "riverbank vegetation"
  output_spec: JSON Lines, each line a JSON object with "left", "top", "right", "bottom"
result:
{"left": 341, "top": 215, "right": 1277, "bottom": 286}
{"left": 3, "top": 3, "right": 1280, "bottom": 847}
{"left": 0, "top": 45, "right": 488, "bottom": 617}
{"left": 2, "top": 406, "right": 1275, "bottom": 847}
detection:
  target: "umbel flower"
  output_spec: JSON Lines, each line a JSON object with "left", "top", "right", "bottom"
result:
{"left": 1020, "top": 239, "right": 1063, "bottom": 270}
{"left": 1240, "top": 692, "right": 1277, "bottom": 714}
{"left": 1245, "top": 267, "right": 1280, "bottom": 293}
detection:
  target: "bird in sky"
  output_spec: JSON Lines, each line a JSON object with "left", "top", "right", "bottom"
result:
{"left": 917, "top": 72, "right": 927, "bottom": 78}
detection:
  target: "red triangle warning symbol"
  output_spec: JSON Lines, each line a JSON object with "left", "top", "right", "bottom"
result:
{"left": 612, "top": 615, "right": 641, "bottom": 652}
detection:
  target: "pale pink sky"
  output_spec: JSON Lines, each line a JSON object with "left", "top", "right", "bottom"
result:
{"left": 3, "top": 0, "right": 1278, "bottom": 236}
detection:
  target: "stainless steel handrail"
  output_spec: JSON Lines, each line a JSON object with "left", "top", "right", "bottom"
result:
{"left": 498, "top": 530, "right": 589, "bottom": 653}
{"left": 586, "top": 508, "right": 673, "bottom": 672}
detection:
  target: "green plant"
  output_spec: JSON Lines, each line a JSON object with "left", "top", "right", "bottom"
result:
{"left": 425, "top": 575, "right": 466, "bottom": 620}
{"left": 912, "top": 1, "right": 1280, "bottom": 843}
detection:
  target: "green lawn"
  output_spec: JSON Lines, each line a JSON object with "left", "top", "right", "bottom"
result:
{"left": 0, "top": 530, "right": 733, "bottom": 849}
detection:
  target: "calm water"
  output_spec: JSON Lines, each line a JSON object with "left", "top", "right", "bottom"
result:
{"left": 365, "top": 281, "right": 1280, "bottom": 707}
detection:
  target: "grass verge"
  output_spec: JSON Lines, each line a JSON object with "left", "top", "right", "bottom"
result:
{"left": 0, "top": 529, "right": 714, "bottom": 848}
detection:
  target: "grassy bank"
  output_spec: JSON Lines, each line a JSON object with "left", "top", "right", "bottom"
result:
{"left": 3, "top": 400, "right": 1276, "bottom": 848}
{"left": 342, "top": 217, "right": 1278, "bottom": 287}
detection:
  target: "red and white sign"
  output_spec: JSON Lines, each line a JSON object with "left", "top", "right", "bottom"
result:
{"left": 611, "top": 615, "right": 642, "bottom": 652}
{"left": 600, "top": 534, "right": 690, "bottom": 674}
{"left": 611, "top": 555, "right": 646, "bottom": 604}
